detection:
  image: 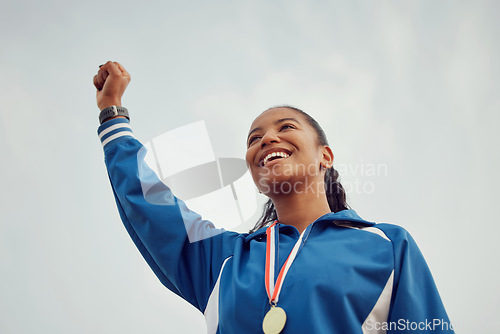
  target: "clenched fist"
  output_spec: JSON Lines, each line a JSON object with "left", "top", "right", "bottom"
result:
{"left": 93, "top": 61, "right": 131, "bottom": 111}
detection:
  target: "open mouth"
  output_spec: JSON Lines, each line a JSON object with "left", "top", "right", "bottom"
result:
{"left": 260, "top": 151, "right": 291, "bottom": 167}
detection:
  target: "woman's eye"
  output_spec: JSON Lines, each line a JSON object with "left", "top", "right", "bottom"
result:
{"left": 248, "top": 136, "right": 260, "bottom": 145}
{"left": 280, "top": 124, "right": 295, "bottom": 130}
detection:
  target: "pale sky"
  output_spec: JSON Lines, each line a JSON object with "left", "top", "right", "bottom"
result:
{"left": 1, "top": 0, "right": 499, "bottom": 333}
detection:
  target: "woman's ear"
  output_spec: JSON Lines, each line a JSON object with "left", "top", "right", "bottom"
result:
{"left": 320, "top": 146, "right": 334, "bottom": 169}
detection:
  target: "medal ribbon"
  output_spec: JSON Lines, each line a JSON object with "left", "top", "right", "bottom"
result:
{"left": 265, "top": 221, "right": 306, "bottom": 305}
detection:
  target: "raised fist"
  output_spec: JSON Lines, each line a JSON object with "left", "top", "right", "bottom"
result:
{"left": 93, "top": 61, "right": 131, "bottom": 110}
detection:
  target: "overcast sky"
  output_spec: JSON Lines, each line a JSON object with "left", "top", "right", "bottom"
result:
{"left": 1, "top": 0, "right": 499, "bottom": 333}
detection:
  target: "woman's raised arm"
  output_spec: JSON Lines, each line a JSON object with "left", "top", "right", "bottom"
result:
{"left": 93, "top": 62, "right": 241, "bottom": 314}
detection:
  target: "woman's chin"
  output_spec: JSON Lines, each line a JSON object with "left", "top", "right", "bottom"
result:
{"left": 256, "top": 176, "right": 301, "bottom": 196}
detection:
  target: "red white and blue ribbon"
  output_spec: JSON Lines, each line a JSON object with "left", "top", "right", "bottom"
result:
{"left": 265, "top": 221, "right": 307, "bottom": 305}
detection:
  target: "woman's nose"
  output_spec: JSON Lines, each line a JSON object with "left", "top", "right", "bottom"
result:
{"left": 260, "top": 130, "right": 280, "bottom": 147}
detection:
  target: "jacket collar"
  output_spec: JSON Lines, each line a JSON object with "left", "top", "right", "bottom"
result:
{"left": 244, "top": 209, "right": 375, "bottom": 242}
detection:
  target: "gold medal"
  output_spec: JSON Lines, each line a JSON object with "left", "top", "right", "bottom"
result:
{"left": 262, "top": 305, "right": 287, "bottom": 334}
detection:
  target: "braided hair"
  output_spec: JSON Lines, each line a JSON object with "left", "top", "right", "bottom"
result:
{"left": 249, "top": 106, "right": 350, "bottom": 233}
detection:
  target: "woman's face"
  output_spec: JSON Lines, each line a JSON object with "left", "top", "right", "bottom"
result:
{"left": 245, "top": 107, "right": 332, "bottom": 195}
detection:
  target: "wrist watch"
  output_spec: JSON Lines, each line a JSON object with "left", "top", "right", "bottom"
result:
{"left": 99, "top": 105, "right": 130, "bottom": 124}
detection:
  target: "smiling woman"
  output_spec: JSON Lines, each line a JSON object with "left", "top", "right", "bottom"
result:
{"left": 94, "top": 61, "right": 454, "bottom": 333}
{"left": 245, "top": 106, "right": 350, "bottom": 234}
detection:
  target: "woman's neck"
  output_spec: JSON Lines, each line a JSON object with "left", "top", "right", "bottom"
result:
{"left": 270, "top": 190, "right": 332, "bottom": 234}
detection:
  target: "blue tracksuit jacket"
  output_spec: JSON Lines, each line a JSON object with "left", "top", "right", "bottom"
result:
{"left": 98, "top": 118, "right": 454, "bottom": 333}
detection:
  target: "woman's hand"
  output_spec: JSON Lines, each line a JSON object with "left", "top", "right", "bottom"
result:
{"left": 93, "top": 61, "right": 131, "bottom": 111}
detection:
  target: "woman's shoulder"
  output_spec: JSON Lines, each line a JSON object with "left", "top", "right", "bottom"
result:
{"left": 328, "top": 210, "right": 413, "bottom": 244}
{"left": 370, "top": 222, "right": 416, "bottom": 244}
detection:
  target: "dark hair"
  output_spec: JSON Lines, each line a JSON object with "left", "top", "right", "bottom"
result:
{"left": 249, "top": 105, "right": 350, "bottom": 233}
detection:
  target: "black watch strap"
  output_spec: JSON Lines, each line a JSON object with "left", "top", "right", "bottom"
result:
{"left": 99, "top": 105, "right": 130, "bottom": 124}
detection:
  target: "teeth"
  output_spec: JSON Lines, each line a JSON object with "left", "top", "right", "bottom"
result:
{"left": 262, "top": 151, "right": 290, "bottom": 166}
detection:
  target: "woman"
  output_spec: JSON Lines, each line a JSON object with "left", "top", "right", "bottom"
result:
{"left": 94, "top": 61, "right": 454, "bottom": 333}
